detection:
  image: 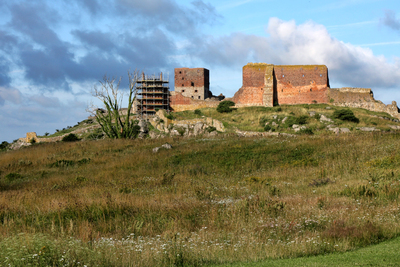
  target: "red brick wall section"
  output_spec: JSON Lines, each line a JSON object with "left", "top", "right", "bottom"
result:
{"left": 175, "top": 68, "right": 206, "bottom": 87}
{"left": 170, "top": 92, "right": 193, "bottom": 105}
{"left": 274, "top": 65, "right": 329, "bottom": 105}
{"left": 175, "top": 68, "right": 210, "bottom": 99}
{"left": 232, "top": 63, "right": 271, "bottom": 105}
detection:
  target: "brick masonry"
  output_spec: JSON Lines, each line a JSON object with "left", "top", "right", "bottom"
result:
{"left": 171, "top": 63, "right": 400, "bottom": 120}
{"left": 175, "top": 68, "right": 210, "bottom": 100}
{"left": 232, "top": 63, "right": 330, "bottom": 106}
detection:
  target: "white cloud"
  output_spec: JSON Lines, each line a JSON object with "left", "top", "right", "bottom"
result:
{"left": 194, "top": 17, "right": 400, "bottom": 89}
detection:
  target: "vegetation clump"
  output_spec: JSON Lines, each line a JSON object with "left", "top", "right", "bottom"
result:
{"left": 217, "top": 100, "right": 235, "bottom": 113}
{"left": 62, "top": 133, "right": 80, "bottom": 142}
{"left": 333, "top": 109, "right": 359, "bottom": 123}
{"left": 166, "top": 114, "right": 175, "bottom": 120}
{"left": 0, "top": 141, "right": 9, "bottom": 151}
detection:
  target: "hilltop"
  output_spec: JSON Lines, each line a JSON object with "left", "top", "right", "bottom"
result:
{"left": 7, "top": 103, "right": 400, "bottom": 150}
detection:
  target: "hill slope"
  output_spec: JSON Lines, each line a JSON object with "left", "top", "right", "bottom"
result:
{"left": 1, "top": 112, "right": 400, "bottom": 266}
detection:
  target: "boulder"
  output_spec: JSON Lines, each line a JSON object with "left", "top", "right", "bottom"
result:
{"left": 294, "top": 126, "right": 306, "bottom": 132}
{"left": 212, "top": 119, "right": 225, "bottom": 132}
{"left": 320, "top": 114, "right": 333, "bottom": 123}
{"left": 149, "top": 131, "right": 159, "bottom": 139}
{"left": 281, "top": 117, "right": 288, "bottom": 123}
{"left": 162, "top": 143, "right": 172, "bottom": 149}
{"left": 358, "top": 127, "right": 378, "bottom": 132}
{"left": 309, "top": 111, "right": 316, "bottom": 117}
{"left": 194, "top": 122, "right": 205, "bottom": 136}
{"left": 388, "top": 125, "right": 400, "bottom": 130}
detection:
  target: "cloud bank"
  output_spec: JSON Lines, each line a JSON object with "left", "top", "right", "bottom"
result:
{"left": 194, "top": 17, "right": 400, "bottom": 89}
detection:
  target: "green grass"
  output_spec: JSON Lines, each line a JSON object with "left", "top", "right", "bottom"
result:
{"left": 171, "top": 105, "right": 399, "bottom": 135}
{"left": 2, "top": 105, "right": 400, "bottom": 266}
{"left": 210, "top": 235, "right": 400, "bottom": 266}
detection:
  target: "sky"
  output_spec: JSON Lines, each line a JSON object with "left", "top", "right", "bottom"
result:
{"left": 1, "top": 0, "right": 400, "bottom": 142}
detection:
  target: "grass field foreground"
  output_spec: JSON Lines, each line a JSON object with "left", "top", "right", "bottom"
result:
{"left": 1, "top": 110, "right": 400, "bottom": 265}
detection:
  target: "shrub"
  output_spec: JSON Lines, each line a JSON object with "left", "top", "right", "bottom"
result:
{"left": 5, "top": 173, "right": 23, "bottom": 182}
{"left": 194, "top": 109, "right": 202, "bottom": 115}
{"left": 298, "top": 128, "right": 314, "bottom": 135}
{"left": 333, "top": 109, "right": 359, "bottom": 123}
{"left": 264, "top": 125, "right": 272, "bottom": 132}
{"left": 259, "top": 117, "right": 269, "bottom": 127}
{"left": 0, "top": 141, "right": 9, "bottom": 150}
{"left": 166, "top": 114, "right": 174, "bottom": 120}
{"left": 62, "top": 133, "right": 80, "bottom": 142}
{"left": 296, "top": 115, "right": 308, "bottom": 125}
{"left": 217, "top": 101, "right": 235, "bottom": 113}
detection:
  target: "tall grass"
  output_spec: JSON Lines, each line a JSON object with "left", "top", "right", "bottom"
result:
{"left": 1, "top": 131, "right": 400, "bottom": 266}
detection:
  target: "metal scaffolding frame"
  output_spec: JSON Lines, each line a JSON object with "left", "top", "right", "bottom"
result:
{"left": 137, "top": 72, "right": 169, "bottom": 119}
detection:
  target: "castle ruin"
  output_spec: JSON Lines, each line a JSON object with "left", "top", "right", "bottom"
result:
{"left": 174, "top": 68, "right": 211, "bottom": 100}
{"left": 232, "top": 63, "right": 330, "bottom": 106}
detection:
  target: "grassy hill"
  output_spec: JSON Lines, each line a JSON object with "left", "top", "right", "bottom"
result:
{"left": 1, "top": 105, "right": 400, "bottom": 266}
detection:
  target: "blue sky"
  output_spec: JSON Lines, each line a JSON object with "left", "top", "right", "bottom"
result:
{"left": 1, "top": 0, "right": 400, "bottom": 142}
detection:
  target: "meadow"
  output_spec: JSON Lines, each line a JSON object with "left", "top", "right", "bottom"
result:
{"left": 1, "top": 106, "right": 400, "bottom": 266}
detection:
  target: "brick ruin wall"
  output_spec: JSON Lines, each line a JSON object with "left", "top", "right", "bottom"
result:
{"left": 169, "top": 92, "right": 219, "bottom": 112}
{"left": 274, "top": 65, "right": 329, "bottom": 105}
{"left": 171, "top": 63, "right": 400, "bottom": 119}
{"left": 232, "top": 63, "right": 330, "bottom": 107}
{"left": 174, "top": 68, "right": 210, "bottom": 100}
{"left": 328, "top": 88, "right": 400, "bottom": 119}
{"left": 232, "top": 63, "right": 274, "bottom": 107}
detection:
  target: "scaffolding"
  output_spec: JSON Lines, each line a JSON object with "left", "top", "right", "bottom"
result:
{"left": 137, "top": 72, "right": 170, "bottom": 118}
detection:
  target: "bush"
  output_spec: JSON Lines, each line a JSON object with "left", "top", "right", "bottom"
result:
{"left": 333, "top": 109, "right": 359, "bottom": 123}
{"left": 264, "top": 125, "right": 272, "bottom": 132}
{"left": 259, "top": 117, "right": 269, "bottom": 127}
{"left": 62, "top": 133, "right": 80, "bottom": 142}
{"left": 194, "top": 109, "right": 202, "bottom": 115}
{"left": 298, "top": 128, "right": 314, "bottom": 135}
{"left": 5, "top": 173, "right": 23, "bottom": 182}
{"left": 283, "top": 115, "right": 309, "bottom": 128}
{"left": 166, "top": 114, "right": 174, "bottom": 120}
{"left": 217, "top": 101, "right": 235, "bottom": 113}
{"left": 0, "top": 141, "right": 9, "bottom": 150}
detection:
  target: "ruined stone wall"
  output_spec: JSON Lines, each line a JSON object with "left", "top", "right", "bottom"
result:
{"left": 328, "top": 88, "right": 400, "bottom": 119}
{"left": 274, "top": 65, "right": 329, "bottom": 105}
{"left": 232, "top": 63, "right": 329, "bottom": 107}
{"left": 232, "top": 63, "right": 274, "bottom": 106}
{"left": 174, "top": 68, "right": 210, "bottom": 100}
{"left": 169, "top": 92, "right": 219, "bottom": 112}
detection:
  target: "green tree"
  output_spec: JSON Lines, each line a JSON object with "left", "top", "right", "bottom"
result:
{"left": 88, "top": 71, "right": 141, "bottom": 139}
